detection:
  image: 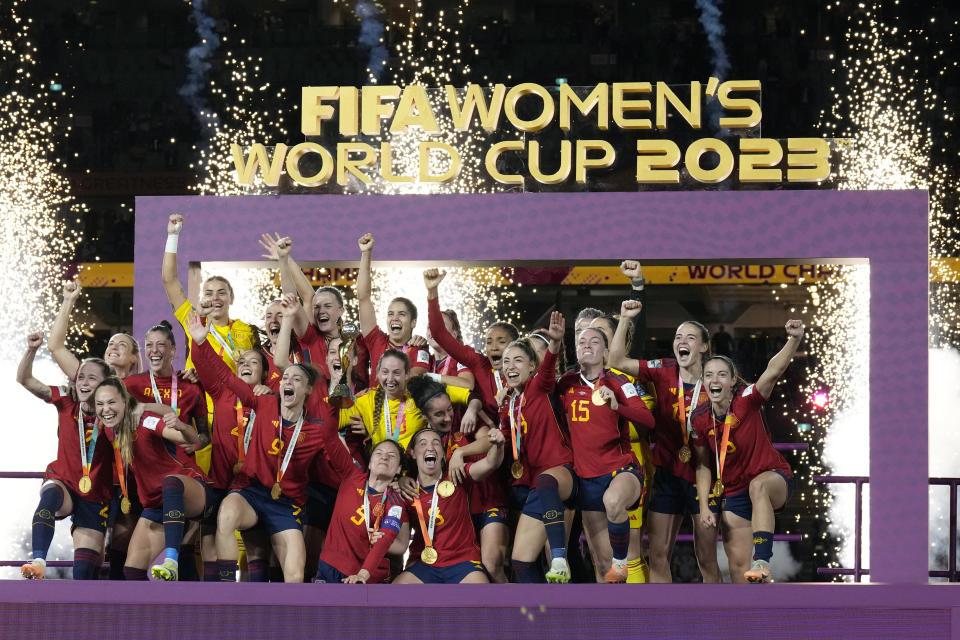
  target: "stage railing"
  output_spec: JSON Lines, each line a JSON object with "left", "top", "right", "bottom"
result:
{"left": 813, "top": 475, "right": 959, "bottom": 582}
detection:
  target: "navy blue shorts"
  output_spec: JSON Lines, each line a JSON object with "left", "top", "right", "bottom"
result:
{"left": 511, "top": 476, "right": 579, "bottom": 520}
{"left": 406, "top": 559, "right": 486, "bottom": 584}
{"left": 649, "top": 465, "right": 721, "bottom": 516}
{"left": 140, "top": 481, "right": 217, "bottom": 525}
{"left": 471, "top": 506, "right": 508, "bottom": 531}
{"left": 201, "top": 488, "right": 227, "bottom": 530}
{"left": 59, "top": 487, "right": 110, "bottom": 534}
{"left": 303, "top": 482, "right": 338, "bottom": 529}
{"left": 578, "top": 464, "right": 644, "bottom": 512}
{"left": 230, "top": 484, "right": 302, "bottom": 535}
{"left": 313, "top": 558, "right": 348, "bottom": 583}
{"left": 721, "top": 470, "right": 794, "bottom": 522}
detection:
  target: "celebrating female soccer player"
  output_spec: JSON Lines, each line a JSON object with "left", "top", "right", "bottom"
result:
{"left": 609, "top": 300, "right": 721, "bottom": 583}
{"left": 691, "top": 320, "right": 803, "bottom": 583}
{"left": 588, "top": 313, "right": 657, "bottom": 584}
{"left": 393, "top": 427, "right": 505, "bottom": 584}
{"left": 500, "top": 312, "right": 576, "bottom": 583}
{"left": 426, "top": 309, "right": 475, "bottom": 390}
{"left": 356, "top": 233, "right": 430, "bottom": 378}
{"left": 47, "top": 279, "right": 140, "bottom": 380}
{"left": 313, "top": 432, "right": 409, "bottom": 584}
{"left": 406, "top": 376, "right": 508, "bottom": 581}
{"left": 424, "top": 269, "right": 519, "bottom": 425}
{"left": 558, "top": 326, "right": 655, "bottom": 582}
{"left": 93, "top": 377, "right": 211, "bottom": 581}
{"left": 187, "top": 313, "right": 327, "bottom": 583}
{"left": 17, "top": 333, "right": 114, "bottom": 580}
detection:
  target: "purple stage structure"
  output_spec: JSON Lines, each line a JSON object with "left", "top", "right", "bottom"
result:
{"left": 4, "top": 191, "right": 951, "bottom": 638}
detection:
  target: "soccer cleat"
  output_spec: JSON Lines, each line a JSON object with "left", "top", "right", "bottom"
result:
{"left": 604, "top": 564, "right": 628, "bottom": 583}
{"left": 151, "top": 558, "right": 179, "bottom": 582}
{"left": 21, "top": 559, "right": 45, "bottom": 580}
{"left": 545, "top": 557, "right": 571, "bottom": 584}
{"left": 744, "top": 559, "right": 772, "bottom": 583}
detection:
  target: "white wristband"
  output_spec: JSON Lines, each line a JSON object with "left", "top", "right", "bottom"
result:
{"left": 165, "top": 234, "right": 179, "bottom": 254}
{"left": 426, "top": 372, "right": 441, "bottom": 382}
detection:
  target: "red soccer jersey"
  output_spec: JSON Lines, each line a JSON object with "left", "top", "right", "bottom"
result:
{"left": 44, "top": 386, "right": 114, "bottom": 503}
{"left": 690, "top": 384, "right": 792, "bottom": 495}
{"left": 428, "top": 297, "right": 502, "bottom": 418}
{"left": 104, "top": 410, "right": 208, "bottom": 509}
{"left": 431, "top": 354, "right": 468, "bottom": 377}
{"left": 191, "top": 345, "right": 254, "bottom": 490}
{"left": 557, "top": 370, "right": 654, "bottom": 478}
{"left": 295, "top": 323, "right": 332, "bottom": 387}
{"left": 317, "top": 421, "right": 406, "bottom": 582}
{"left": 444, "top": 428, "right": 508, "bottom": 517}
{"left": 193, "top": 340, "right": 325, "bottom": 506}
{"left": 497, "top": 349, "right": 573, "bottom": 485}
{"left": 406, "top": 471, "right": 482, "bottom": 568}
{"left": 364, "top": 325, "right": 431, "bottom": 380}
{"left": 633, "top": 358, "right": 710, "bottom": 483}
{"left": 124, "top": 372, "right": 206, "bottom": 426}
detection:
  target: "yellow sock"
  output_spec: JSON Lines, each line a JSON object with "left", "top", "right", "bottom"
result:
{"left": 627, "top": 557, "right": 649, "bottom": 583}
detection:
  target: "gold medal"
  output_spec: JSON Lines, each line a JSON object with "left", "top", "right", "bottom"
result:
{"left": 372, "top": 502, "right": 384, "bottom": 518}
{"left": 437, "top": 480, "right": 455, "bottom": 498}
{"left": 678, "top": 445, "right": 691, "bottom": 463}
{"left": 232, "top": 461, "right": 243, "bottom": 474}
{"left": 232, "top": 349, "right": 242, "bottom": 362}
{"left": 78, "top": 475, "right": 92, "bottom": 494}
{"left": 713, "top": 479, "right": 724, "bottom": 497}
{"left": 421, "top": 546, "right": 438, "bottom": 565}
{"left": 511, "top": 460, "right": 524, "bottom": 480}
{"left": 271, "top": 482, "right": 282, "bottom": 500}
{"left": 120, "top": 496, "right": 131, "bottom": 514}
{"left": 591, "top": 388, "right": 608, "bottom": 406}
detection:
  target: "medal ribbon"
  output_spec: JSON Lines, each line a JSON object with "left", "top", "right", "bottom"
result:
{"left": 363, "top": 486, "right": 388, "bottom": 541}
{"left": 493, "top": 370, "right": 504, "bottom": 393}
{"left": 209, "top": 319, "right": 238, "bottom": 362}
{"left": 676, "top": 372, "right": 702, "bottom": 447}
{"left": 235, "top": 401, "right": 256, "bottom": 463}
{"left": 383, "top": 397, "right": 407, "bottom": 442}
{"left": 508, "top": 392, "right": 524, "bottom": 461}
{"left": 149, "top": 371, "right": 178, "bottom": 415}
{"left": 712, "top": 409, "right": 734, "bottom": 489}
{"left": 275, "top": 409, "right": 305, "bottom": 489}
{"left": 437, "top": 355, "right": 456, "bottom": 377}
{"left": 580, "top": 372, "right": 604, "bottom": 400}
{"left": 412, "top": 481, "right": 440, "bottom": 549}
{"left": 77, "top": 407, "right": 99, "bottom": 479}
{"left": 112, "top": 440, "right": 129, "bottom": 505}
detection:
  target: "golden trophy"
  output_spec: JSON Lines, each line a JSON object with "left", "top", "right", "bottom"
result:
{"left": 329, "top": 322, "right": 359, "bottom": 409}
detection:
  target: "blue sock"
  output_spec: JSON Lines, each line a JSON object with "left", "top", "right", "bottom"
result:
{"left": 161, "top": 476, "right": 185, "bottom": 562}
{"left": 31, "top": 486, "right": 64, "bottom": 560}
{"left": 752, "top": 531, "right": 774, "bottom": 562}
{"left": 607, "top": 519, "right": 630, "bottom": 562}
{"left": 511, "top": 559, "right": 545, "bottom": 583}
{"left": 123, "top": 566, "right": 147, "bottom": 581}
{"left": 217, "top": 559, "right": 238, "bottom": 582}
{"left": 73, "top": 547, "right": 100, "bottom": 580}
{"left": 534, "top": 474, "right": 566, "bottom": 559}
{"left": 247, "top": 559, "right": 268, "bottom": 582}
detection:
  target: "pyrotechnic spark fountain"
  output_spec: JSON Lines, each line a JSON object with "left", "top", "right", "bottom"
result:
{"left": 0, "top": 1, "right": 84, "bottom": 578}
{"left": 816, "top": 1, "right": 959, "bottom": 581}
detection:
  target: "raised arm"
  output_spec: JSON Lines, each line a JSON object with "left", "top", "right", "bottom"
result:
{"left": 273, "top": 293, "right": 307, "bottom": 372}
{"left": 424, "top": 269, "right": 484, "bottom": 369}
{"left": 755, "top": 320, "right": 805, "bottom": 399}
{"left": 160, "top": 412, "right": 200, "bottom": 445}
{"left": 17, "top": 333, "right": 52, "bottom": 401}
{"left": 47, "top": 280, "right": 82, "bottom": 378}
{"left": 161, "top": 214, "right": 189, "bottom": 311}
{"left": 466, "top": 428, "right": 506, "bottom": 481}
{"left": 356, "top": 233, "right": 377, "bottom": 337}
{"left": 620, "top": 260, "right": 648, "bottom": 360}
{"left": 529, "top": 311, "right": 564, "bottom": 393}
{"left": 609, "top": 300, "right": 641, "bottom": 376}
{"left": 186, "top": 311, "right": 256, "bottom": 406}
{"left": 261, "top": 234, "right": 311, "bottom": 335}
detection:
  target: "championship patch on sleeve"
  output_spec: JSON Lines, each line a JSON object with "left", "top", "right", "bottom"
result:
{"left": 742, "top": 384, "right": 755, "bottom": 397}
{"left": 416, "top": 350, "right": 430, "bottom": 365}
{"left": 58, "top": 385, "right": 70, "bottom": 396}
{"left": 620, "top": 382, "right": 638, "bottom": 398}
{"left": 381, "top": 504, "right": 403, "bottom": 532}
{"left": 646, "top": 359, "right": 662, "bottom": 368}
{"left": 142, "top": 415, "right": 161, "bottom": 431}
{"left": 456, "top": 362, "right": 468, "bottom": 372}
